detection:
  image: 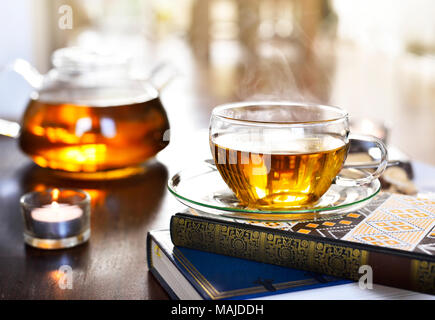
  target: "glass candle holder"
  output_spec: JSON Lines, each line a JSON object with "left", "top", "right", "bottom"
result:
{"left": 20, "top": 188, "right": 91, "bottom": 249}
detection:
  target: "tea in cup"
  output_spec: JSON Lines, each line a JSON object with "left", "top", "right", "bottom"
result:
{"left": 209, "top": 102, "right": 387, "bottom": 209}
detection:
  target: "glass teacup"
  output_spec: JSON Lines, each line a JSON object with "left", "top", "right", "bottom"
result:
{"left": 209, "top": 102, "right": 388, "bottom": 209}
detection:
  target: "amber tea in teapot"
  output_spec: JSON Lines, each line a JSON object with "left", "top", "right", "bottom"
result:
{"left": 20, "top": 93, "right": 169, "bottom": 176}
{"left": 2, "top": 47, "right": 171, "bottom": 179}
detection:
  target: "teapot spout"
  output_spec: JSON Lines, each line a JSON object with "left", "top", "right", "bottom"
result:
{"left": 8, "top": 59, "right": 44, "bottom": 89}
{"left": 0, "top": 119, "right": 20, "bottom": 138}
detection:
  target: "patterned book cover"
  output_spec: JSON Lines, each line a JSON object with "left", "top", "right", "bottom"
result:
{"left": 147, "top": 230, "right": 350, "bottom": 300}
{"left": 170, "top": 193, "right": 435, "bottom": 294}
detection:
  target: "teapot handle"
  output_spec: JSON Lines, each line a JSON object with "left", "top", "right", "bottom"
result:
{"left": 147, "top": 62, "right": 178, "bottom": 92}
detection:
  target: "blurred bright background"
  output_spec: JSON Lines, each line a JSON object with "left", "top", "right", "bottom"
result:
{"left": 1, "top": 0, "right": 435, "bottom": 164}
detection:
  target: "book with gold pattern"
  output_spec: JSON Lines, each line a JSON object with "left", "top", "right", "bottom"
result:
{"left": 170, "top": 193, "right": 435, "bottom": 294}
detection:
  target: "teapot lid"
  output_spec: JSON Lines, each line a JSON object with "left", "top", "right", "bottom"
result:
{"left": 52, "top": 47, "right": 131, "bottom": 73}
{"left": 35, "top": 47, "right": 159, "bottom": 106}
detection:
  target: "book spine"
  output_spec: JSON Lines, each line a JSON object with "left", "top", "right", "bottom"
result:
{"left": 170, "top": 215, "right": 435, "bottom": 295}
{"left": 146, "top": 232, "right": 180, "bottom": 300}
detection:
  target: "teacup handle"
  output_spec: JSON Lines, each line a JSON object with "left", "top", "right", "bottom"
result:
{"left": 335, "top": 134, "right": 388, "bottom": 187}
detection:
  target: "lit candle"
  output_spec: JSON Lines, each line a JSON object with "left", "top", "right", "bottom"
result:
{"left": 21, "top": 188, "right": 90, "bottom": 248}
{"left": 29, "top": 189, "right": 83, "bottom": 239}
{"left": 31, "top": 189, "right": 83, "bottom": 222}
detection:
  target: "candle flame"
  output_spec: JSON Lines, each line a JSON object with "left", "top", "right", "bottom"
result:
{"left": 52, "top": 188, "right": 60, "bottom": 202}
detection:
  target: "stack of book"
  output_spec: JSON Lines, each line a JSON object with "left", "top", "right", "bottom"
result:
{"left": 147, "top": 193, "right": 435, "bottom": 299}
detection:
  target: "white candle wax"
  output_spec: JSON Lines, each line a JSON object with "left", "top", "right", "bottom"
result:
{"left": 31, "top": 201, "right": 83, "bottom": 223}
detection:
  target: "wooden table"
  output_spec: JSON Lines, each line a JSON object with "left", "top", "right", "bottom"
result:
{"left": 1, "top": 38, "right": 435, "bottom": 299}
{"left": 0, "top": 136, "right": 179, "bottom": 299}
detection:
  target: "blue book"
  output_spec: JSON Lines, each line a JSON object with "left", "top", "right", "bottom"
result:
{"left": 147, "top": 230, "right": 350, "bottom": 300}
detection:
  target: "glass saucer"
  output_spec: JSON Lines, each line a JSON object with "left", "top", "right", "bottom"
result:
{"left": 168, "top": 162, "right": 381, "bottom": 221}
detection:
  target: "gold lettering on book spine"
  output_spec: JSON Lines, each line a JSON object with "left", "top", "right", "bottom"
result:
{"left": 411, "top": 260, "right": 435, "bottom": 294}
{"left": 171, "top": 217, "right": 369, "bottom": 280}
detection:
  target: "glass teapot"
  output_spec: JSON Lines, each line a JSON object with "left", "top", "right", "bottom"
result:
{"left": 1, "top": 47, "right": 171, "bottom": 180}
